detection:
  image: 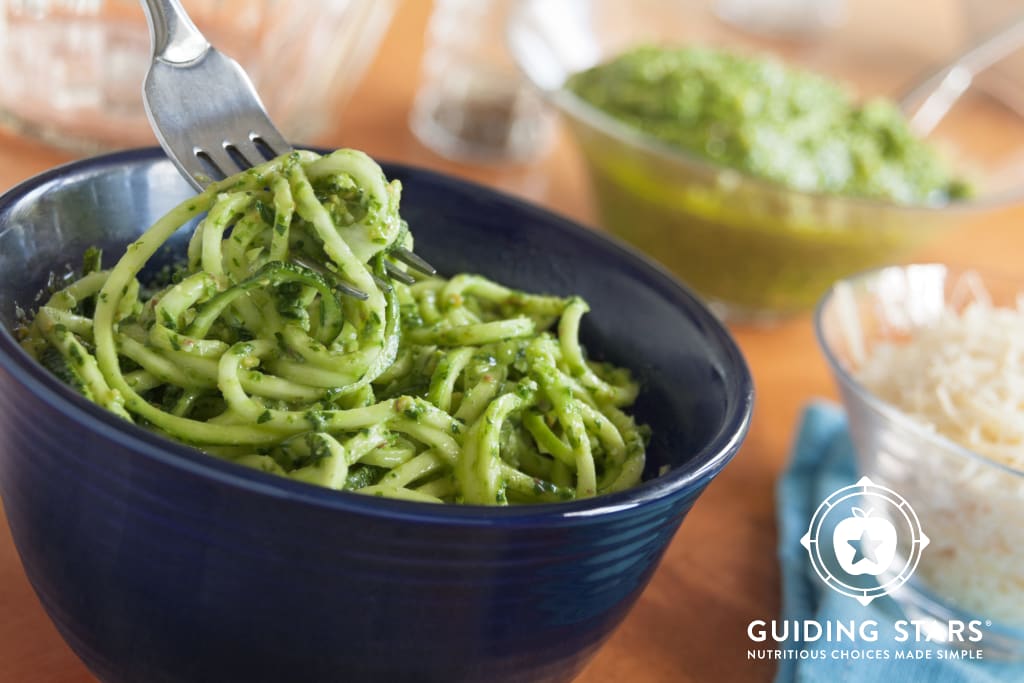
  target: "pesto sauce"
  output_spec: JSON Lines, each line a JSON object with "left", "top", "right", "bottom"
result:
{"left": 567, "top": 45, "right": 969, "bottom": 205}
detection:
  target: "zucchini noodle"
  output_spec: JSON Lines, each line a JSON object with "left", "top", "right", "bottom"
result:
{"left": 18, "top": 149, "right": 648, "bottom": 504}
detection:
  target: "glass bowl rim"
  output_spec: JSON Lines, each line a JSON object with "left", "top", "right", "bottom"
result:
{"left": 814, "top": 262, "right": 1024, "bottom": 480}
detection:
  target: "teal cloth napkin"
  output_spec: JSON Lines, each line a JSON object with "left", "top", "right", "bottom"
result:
{"left": 775, "top": 402, "right": 1020, "bottom": 683}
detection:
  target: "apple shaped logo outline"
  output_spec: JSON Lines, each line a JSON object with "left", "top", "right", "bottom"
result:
{"left": 800, "top": 476, "right": 930, "bottom": 606}
{"left": 832, "top": 505, "right": 898, "bottom": 576}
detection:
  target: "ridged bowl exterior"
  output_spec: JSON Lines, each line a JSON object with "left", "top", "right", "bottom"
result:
{"left": 0, "top": 149, "right": 753, "bottom": 683}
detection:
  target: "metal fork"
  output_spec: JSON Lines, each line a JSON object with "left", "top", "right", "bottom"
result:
{"left": 139, "top": 0, "right": 434, "bottom": 293}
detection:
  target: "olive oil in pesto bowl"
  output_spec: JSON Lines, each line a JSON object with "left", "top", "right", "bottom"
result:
{"left": 508, "top": 0, "right": 1024, "bottom": 323}
{"left": 0, "top": 148, "right": 752, "bottom": 683}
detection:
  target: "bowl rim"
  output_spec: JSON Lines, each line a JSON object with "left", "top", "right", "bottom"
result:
{"left": 814, "top": 262, "right": 1024, "bottom": 479}
{"left": 0, "top": 146, "right": 755, "bottom": 525}
{"left": 506, "top": 0, "right": 1022, "bottom": 214}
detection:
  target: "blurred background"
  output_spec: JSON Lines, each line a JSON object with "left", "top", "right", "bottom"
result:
{"left": 2, "top": 0, "right": 1021, "bottom": 222}
{"left": 1, "top": 0, "right": 1022, "bottom": 227}
{"left": 0, "top": 0, "right": 398, "bottom": 151}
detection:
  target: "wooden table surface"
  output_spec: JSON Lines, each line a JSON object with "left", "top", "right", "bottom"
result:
{"left": 1, "top": 2, "right": 1022, "bottom": 682}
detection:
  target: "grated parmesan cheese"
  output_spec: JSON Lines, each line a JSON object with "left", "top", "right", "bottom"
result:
{"left": 850, "top": 292, "right": 1024, "bottom": 626}
{"left": 859, "top": 301, "right": 1024, "bottom": 471}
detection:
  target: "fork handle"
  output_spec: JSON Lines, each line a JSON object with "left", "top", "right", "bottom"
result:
{"left": 140, "top": 0, "right": 209, "bottom": 64}
{"left": 901, "top": 14, "right": 1024, "bottom": 136}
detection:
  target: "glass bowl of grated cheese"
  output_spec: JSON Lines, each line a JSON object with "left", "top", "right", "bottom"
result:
{"left": 815, "top": 263, "right": 1024, "bottom": 659}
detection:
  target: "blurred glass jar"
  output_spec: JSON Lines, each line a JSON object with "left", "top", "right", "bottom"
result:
{"left": 410, "top": 0, "right": 554, "bottom": 164}
{"left": 0, "top": 0, "right": 396, "bottom": 152}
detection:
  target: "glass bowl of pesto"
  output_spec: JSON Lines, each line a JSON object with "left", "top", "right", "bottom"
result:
{"left": 508, "top": 0, "right": 1024, "bottom": 323}
{"left": 0, "top": 148, "right": 752, "bottom": 683}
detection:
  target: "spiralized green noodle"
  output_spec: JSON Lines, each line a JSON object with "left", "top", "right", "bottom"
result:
{"left": 19, "top": 149, "right": 648, "bottom": 504}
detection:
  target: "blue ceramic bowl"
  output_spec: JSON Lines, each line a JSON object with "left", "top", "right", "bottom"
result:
{"left": 0, "top": 149, "right": 753, "bottom": 683}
